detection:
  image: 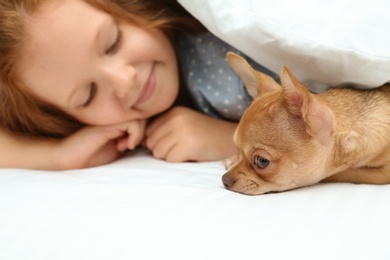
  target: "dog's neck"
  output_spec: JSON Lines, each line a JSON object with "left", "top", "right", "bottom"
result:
{"left": 321, "top": 85, "right": 390, "bottom": 173}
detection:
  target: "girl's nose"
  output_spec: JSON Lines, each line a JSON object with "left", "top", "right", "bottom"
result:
{"left": 103, "top": 64, "right": 136, "bottom": 98}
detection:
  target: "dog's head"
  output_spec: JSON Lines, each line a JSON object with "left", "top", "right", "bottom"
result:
{"left": 222, "top": 52, "right": 334, "bottom": 195}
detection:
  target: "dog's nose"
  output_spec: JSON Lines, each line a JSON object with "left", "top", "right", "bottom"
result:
{"left": 222, "top": 173, "right": 235, "bottom": 188}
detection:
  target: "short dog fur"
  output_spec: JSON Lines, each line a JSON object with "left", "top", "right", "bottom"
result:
{"left": 222, "top": 52, "right": 390, "bottom": 195}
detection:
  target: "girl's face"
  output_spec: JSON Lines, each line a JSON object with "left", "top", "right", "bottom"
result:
{"left": 18, "top": 0, "right": 179, "bottom": 125}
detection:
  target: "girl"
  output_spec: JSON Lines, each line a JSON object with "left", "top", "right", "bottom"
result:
{"left": 0, "top": 0, "right": 275, "bottom": 170}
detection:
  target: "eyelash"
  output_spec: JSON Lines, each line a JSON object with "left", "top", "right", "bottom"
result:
{"left": 83, "top": 82, "right": 97, "bottom": 107}
{"left": 106, "top": 29, "right": 122, "bottom": 55}
{"left": 83, "top": 28, "right": 122, "bottom": 107}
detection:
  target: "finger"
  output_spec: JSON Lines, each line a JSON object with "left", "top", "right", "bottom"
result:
{"left": 145, "top": 112, "right": 172, "bottom": 137}
{"left": 144, "top": 123, "right": 171, "bottom": 151}
{"left": 102, "top": 123, "right": 131, "bottom": 140}
{"left": 125, "top": 121, "right": 146, "bottom": 150}
{"left": 137, "top": 120, "right": 147, "bottom": 145}
{"left": 145, "top": 118, "right": 163, "bottom": 137}
{"left": 147, "top": 132, "right": 176, "bottom": 160}
{"left": 164, "top": 144, "right": 192, "bottom": 162}
{"left": 116, "top": 136, "right": 129, "bottom": 151}
{"left": 103, "top": 120, "right": 142, "bottom": 149}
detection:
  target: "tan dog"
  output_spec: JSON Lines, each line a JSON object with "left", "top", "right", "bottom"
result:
{"left": 222, "top": 52, "right": 390, "bottom": 195}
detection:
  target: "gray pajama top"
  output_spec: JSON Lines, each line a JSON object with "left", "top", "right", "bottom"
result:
{"left": 177, "top": 32, "right": 278, "bottom": 121}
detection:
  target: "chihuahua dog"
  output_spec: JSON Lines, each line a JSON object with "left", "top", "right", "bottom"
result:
{"left": 222, "top": 52, "right": 390, "bottom": 195}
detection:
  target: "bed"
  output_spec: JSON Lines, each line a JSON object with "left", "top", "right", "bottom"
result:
{"left": 1, "top": 0, "right": 390, "bottom": 259}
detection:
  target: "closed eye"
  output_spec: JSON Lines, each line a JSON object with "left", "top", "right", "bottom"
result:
{"left": 83, "top": 82, "right": 97, "bottom": 107}
{"left": 106, "top": 29, "right": 122, "bottom": 55}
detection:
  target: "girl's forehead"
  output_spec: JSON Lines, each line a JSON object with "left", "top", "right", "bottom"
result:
{"left": 18, "top": 0, "right": 109, "bottom": 95}
{"left": 32, "top": 0, "right": 103, "bottom": 21}
{"left": 23, "top": 1, "right": 97, "bottom": 52}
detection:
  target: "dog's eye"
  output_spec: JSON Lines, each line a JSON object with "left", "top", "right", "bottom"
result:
{"left": 253, "top": 156, "right": 270, "bottom": 169}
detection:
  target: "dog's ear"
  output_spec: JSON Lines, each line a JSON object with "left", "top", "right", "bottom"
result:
{"left": 226, "top": 52, "right": 279, "bottom": 98}
{"left": 281, "top": 65, "right": 333, "bottom": 144}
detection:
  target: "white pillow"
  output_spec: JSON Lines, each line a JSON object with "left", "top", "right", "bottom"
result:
{"left": 178, "top": 0, "right": 390, "bottom": 92}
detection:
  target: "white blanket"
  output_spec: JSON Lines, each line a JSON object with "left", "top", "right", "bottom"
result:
{"left": 1, "top": 149, "right": 390, "bottom": 260}
{"left": 178, "top": 0, "right": 390, "bottom": 92}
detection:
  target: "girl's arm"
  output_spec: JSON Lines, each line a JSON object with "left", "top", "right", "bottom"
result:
{"left": 0, "top": 128, "right": 62, "bottom": 170}
{"left": 0, "top": 120, "right": 146, "bottom": 170}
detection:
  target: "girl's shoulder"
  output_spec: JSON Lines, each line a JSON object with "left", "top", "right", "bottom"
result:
{"left": 176, "top": 32, "right": 273, "bottom": 74}
{"left": 176, "top": 32, "right": 277, "bottom": 121}
{"left": 177, "top": 32, "right": 236, "bottom": 68}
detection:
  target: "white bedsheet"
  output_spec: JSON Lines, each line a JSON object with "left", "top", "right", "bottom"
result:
{"left": 1, "top": 149, "right": 390, "bottom": 260}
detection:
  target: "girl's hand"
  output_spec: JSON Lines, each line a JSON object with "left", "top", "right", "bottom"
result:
{"left": 56, "top": 120, "right": 146, "bottom": 169}
{"left": 144, "top": 106, "right": 237, "bottom": 162}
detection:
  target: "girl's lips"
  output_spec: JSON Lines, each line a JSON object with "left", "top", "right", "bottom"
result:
{"left": 135, "top": 64, "right": 156, "bottom": 106}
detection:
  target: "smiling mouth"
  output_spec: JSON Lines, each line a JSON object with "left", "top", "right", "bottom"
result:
{"left": 134, "top": 63, "right": 156, "bottom": 106}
